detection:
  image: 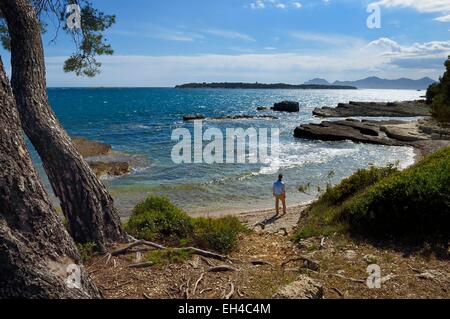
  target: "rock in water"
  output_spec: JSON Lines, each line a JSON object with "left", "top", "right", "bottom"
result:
{"left": 88, "top": 161, "right": 131, "bottom": 178}
{"left": 273, "top": 101, "right": 300, "bottom": 113}
{"left": 72, "top": 137, "right": 112, "bottom": 157}
{"left": 313, "top": 100, "right": 430, "bottom": 117}
{"left": 183, "top": 114, "right": 206, "bottom": 121}
{"left": 272, "top": 275, "right": 323, "bottom": 299}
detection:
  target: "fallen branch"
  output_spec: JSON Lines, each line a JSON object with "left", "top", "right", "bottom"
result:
{"left": 208, "top": 265, "right": 238, "bottom": 273}
{"left": 111, "top": 240, "right": 227, "bottom": 261}
{"left": 223, "top": 282, "right": 235, "bottom": 299}
{"left": 192, "top": 273, "right": 205, "bottom": 296}
{"left": 330, "top": 287, "right": 344, "bottom": 297}
{"left": 128, "top": 262, "right": 154, "bottom": 269}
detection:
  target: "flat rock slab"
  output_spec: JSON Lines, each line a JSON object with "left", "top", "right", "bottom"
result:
{"left": 313, "top": 100, "right": 430, "bottom": 117}
{"left": 294, "top": 119, "right": 406, "bottom": 146}
{"left": 272, "top": 275, "right": 323, "bottom": 299}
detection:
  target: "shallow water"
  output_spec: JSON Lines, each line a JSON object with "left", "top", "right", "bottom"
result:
{"left": 32, "top": 88, "right": 423, "bottom": 217}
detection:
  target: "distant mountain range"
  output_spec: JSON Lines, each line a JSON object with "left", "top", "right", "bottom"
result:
{"left": 304, "top": 76, "right": 437, "bottom": 90}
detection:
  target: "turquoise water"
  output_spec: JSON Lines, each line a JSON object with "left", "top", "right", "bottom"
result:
{"left": 35, "top": 88, "right": 423, "bottom": 217}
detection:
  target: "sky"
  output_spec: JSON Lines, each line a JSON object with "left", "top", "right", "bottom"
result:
{"left": 3, "top": 0, "right": 450, "bottom": 87}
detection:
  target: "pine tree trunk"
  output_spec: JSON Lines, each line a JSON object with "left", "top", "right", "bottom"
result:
{"left": 0, "top": 0, "right": 128, "bottom": 251}
{"left": 0, "top": 57, "right": 100, "bottom": 298}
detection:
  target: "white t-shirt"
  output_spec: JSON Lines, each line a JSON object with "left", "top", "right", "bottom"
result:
{"left": 273, "top": 180, "right": 286, "bottom": 196}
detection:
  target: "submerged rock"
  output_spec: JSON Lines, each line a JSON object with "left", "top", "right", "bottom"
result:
{"left": 313, "top": 100, "right": 430, "bottom": 117}
{"left": 88, "top": 161, "right": 131, "bottom": 178}
{"left": 272, "top": 101, "right": 300, "bottom": 113}
{"left": 272, "top": 275, "right": 323, "bottom": 299}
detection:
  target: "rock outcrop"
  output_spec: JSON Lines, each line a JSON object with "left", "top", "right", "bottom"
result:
{"left": 88, "top": 161, "right": 131, "bottom": 177}
{"left": 294, "top": 119, "right": 406, "bottom": 146}
{"left": 272, "top": 275, "right": 323, "bottom": 299}
{"left": 272, "top": 101, "right": 300, "bottom": 113}
{"left": 72, "top": 137, "right": 112, "bottom": 157}
{"left": 313, "top": 100, "right": 430, "bottom": 117}
{"left": 183, "top": 114, "right": 206, "bottom": 121}
{"left": 72, "top": 137, "right": 132, "bottom": 178}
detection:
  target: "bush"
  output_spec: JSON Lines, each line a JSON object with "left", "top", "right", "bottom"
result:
{"left": 125, "top": 196, "right": 247, "bottom": 253}
{"left": 125, "top": 196, "right": 193, "bottom": 245}
{"left": 193, "top": 216, "right": 247, "bottom": 254}
{"left": 293, "top": 148, "right": 450, "bottom": 243}
{"left": 345, "top": 147, "right": 450, "bottom": 239}
{"left": 292, "top": 166, "right": 398, "bottom": 242}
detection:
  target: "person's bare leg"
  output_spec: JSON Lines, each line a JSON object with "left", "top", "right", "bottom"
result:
{"left": 275, "top": 197, "right": 280, "bottom": 216}
{"left": 282, "top": 198, "right": 287, "bottom": 216}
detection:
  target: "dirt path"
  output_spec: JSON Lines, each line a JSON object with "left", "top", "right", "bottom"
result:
{"left": 89, "top": 202, "right": 449, "bottom": 299}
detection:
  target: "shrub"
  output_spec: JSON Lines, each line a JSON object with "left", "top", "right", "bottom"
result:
{"left": 293, "top": 148, "right": 450, "bottom": 243}
{"left": 292, "top": 166, "right": 398, "bottom": 242}
{"left": 125, "top": 196, "right": 247, "bottom": 253}
{"left": 345, "top": 147, "right": 450, "bottom": 239}
{"left": 192, "top": 216, "right": 247, "bottom": 254}
{"left": 125, "top": 196, "right": 193, "bottom": 245}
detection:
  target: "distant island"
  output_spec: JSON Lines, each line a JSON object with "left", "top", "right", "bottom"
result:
{"left": 304, "top": 76, "right": 436, "bottom": 90}
{"left": 175, "top": 82, "right": 357, "bottom": 90}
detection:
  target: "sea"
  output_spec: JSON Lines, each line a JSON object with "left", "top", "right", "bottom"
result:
{"left": 30, "top": 88, "right": 424, "bottom": 217}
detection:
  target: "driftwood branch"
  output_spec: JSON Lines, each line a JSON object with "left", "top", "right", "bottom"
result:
{"left": 192, "top": 273, "right": 205, "bottom": 296}
{"left": 128, "top": 262, "right": 154, "bottom": 269}
{"left": 208, "top": 265, "right": 238, "bottom": 273}
{"left": 223, "top": 282, "right": 235, "bottom": 299}
{"left": 111, "top": 240, "right": 227, "bottom": 261}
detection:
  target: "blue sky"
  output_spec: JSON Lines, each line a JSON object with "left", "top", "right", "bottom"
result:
{"left": 6, "top": 0, "right": 450, "bottom": 86}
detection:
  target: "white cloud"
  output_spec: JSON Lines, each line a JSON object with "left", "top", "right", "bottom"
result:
{"left": 205, "top": 29, "right": 256, "bottom": 41}
{"left": 44, "top": 37, "right": 446, "bottom": 86}
{"left": 249, "top": 0, "right": 302, "bottom": 10}
{"left": 290, "top": 31, "right": 364, "bottom": 47}
{"left": 374, "top": 0, "right": 450, "bottom": 22}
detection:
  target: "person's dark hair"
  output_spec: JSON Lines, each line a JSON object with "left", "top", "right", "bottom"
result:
{"left": 278, "top": 174, "right": 283, "bottom": 181}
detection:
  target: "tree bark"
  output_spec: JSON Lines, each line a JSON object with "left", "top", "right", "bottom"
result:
{"left": 0, "top": 57, "right": 100, "bottom": 298}
{"left": 0, "top": 0, "right": 128, "bottom": 251}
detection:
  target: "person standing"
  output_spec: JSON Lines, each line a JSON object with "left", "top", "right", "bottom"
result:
{"left": 273, "top": 174, "right": 287, "bottom": 216}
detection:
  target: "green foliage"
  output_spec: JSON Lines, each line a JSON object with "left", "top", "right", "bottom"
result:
{"left": 0, "top": 0, "right": 115, "bottom": 77}
{"left": 125, "top": 196, "right": 247, "bottom": 254}
{"left": 146, "top": 249, "right": 193, "bottom": 267}
{"left": 192, "top": 216, "right": 248, "bottom": 254}
{"left": 76, "top": 242, "right": 97, "bottom": 263}
{"left": 293, "top": 148, "right": 450, "bottom": 243}
{"left": 427, "top": 56, "right": 450, "bottom": 123}
{"left": 125, "top": 196, "right": 193, "bottom": 245}
{"left": 345, "top": 147, "right": 450, "bottom": 238}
